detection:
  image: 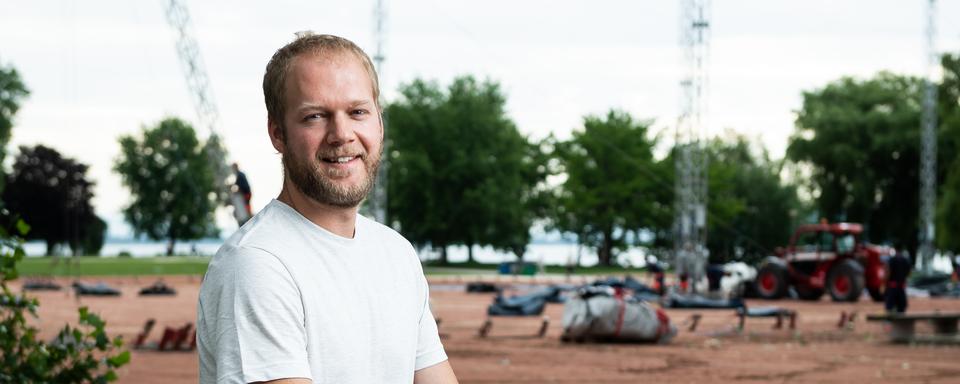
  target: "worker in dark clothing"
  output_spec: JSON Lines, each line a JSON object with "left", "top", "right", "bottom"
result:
{"left": 232, "top": 163, "right": 252, "bottom": 218}
{"left": 647, "top": 258, "right": 665, "bottom": 296}
{"left": 885, "top": 245, "right": 911, "bottom": 313}
{"left": 706, "top": 263, "right": 725, "bottom": 293}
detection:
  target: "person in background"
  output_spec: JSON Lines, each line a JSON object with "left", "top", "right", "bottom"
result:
{"left": 646, "top": 257, "right": 665, "bottom": 296}
{"left": 233, "top": 162, "right": 253, "bottom": 217}
{"left": 885, "top": 244, "right": 911, "bottom": 313}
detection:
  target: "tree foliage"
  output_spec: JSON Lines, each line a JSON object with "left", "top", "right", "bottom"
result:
{"left": 704, "top": 136, "right": 802, "bottom": 264}
{"left": 551, "top": 110, "right": 669, "bottom": 266}
{"left": 114, "top": 117, "right": 218, "bottom": 255}
{"left": 386, "top": 77, "right": 546, "bottom": 263}
{"left": 0, "top": 63, "right": 30, "bottom": 189}
{"left": 937, "top": 53, "right": 960, "bottom": 252}
{"left": 787, "top": 72, "right": 955, "bottom": 253}
{"left": 0, "top": 221, "right": 129, "bottom": 383}
{"left": 3, "top": 145, "right": 105, "bottom": 256}
{"left": 787, "top": 73, "right": 922, "bottom": 249}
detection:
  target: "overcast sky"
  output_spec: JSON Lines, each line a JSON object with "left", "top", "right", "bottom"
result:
{"left": 1, "top": 0, "right": 958, "bottom": 238}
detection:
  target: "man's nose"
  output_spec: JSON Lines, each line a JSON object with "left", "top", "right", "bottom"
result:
{"left": 326, "top": 113, "right": 354, "bottom": 145}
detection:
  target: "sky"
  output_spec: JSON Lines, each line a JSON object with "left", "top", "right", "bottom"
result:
{"left": 1, "top": 0, "right": 958, "bottom": 239}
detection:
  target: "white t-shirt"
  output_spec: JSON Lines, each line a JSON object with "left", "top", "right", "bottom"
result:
{"left": 198, "top": 200, "right": 447, "bottom": 384}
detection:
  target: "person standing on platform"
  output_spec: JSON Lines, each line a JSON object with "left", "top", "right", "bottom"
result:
{"left": 233, "top": 163, "right": 253, "bottom": 219}
{"left": 885, "top": 244, "right": 911, "bottom": 313}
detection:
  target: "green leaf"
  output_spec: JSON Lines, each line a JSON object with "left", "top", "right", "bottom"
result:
{"left": 15, "top": 220, "right": 30, "bottom": 236}
{"left": 107, "top": 350, "right": 130, "bottom": 368}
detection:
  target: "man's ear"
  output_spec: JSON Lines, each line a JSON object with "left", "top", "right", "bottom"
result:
{"left": 268, "top": 119, "right": 285, "bottom": 153}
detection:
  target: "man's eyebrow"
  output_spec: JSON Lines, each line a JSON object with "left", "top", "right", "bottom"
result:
{"left": 348, "top": 100, "right": 373, "bottom": 108}
{"left": 295, "top": 100, "right": 373, "bottom": 111}
{"left": 295, "top": 103, "right": 324, "bottom": 112}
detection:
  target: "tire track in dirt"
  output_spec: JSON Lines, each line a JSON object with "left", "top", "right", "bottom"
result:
{"left": 618, "top": 355, "right": 709, "bottom": 375}
{"left": 733, "top": 360, "right": 843, "bottom": 381}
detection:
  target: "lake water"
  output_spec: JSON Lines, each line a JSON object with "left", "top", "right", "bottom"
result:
{"left": 22, "top": 240, "right": 650, "bottom": 267}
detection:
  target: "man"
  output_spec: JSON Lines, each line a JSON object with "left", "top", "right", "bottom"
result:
{"left": 233, "top": 163, "right": 253, "bottom": 214}
{"left": 885, "top": 244, "right": 911, "bottom": 313}
{"left": 230, "top": 163, "right": 254, "bottom": 225}
{"left": 197, "top": 32, "right": 458, "bottom": 384}
{"left": 645, "top": 257, "right": 665, "bottom": 296}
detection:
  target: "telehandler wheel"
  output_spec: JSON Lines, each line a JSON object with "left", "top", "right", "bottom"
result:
{"left": 755, "top": 263, "right": 789, "bottom": 299}
{"left": 827, "top": 259, "right": 865, "bottom": 302}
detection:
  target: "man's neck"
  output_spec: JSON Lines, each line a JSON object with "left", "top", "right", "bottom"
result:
{"left": 277, "top": 183, "right": 358, "bottom": 238}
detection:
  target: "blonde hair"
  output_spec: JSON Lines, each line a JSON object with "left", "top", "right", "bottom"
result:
{"left": 262, "top": 32, "right": 380, "bottom": 125}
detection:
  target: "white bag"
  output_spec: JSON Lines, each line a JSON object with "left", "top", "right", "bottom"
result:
{"left": 561, "top": 288, "right": 676, "bottom": 343}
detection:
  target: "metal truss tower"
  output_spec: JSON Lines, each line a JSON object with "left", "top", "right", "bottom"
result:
{"left": 919, "top": 0, "right": 938, "bottom": 272}
{"left": 165, "top": 0, "right": 239, "bottom": 223}
{"left": 368, "top": 0, "right": 389, "bottom": 224}
{"left": 673, "top": 0, "right": 710, "bottom": 291}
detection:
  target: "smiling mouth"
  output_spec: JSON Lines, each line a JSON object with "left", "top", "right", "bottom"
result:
{"left": 321, "top": 155, "right": 359, "bottom": 164}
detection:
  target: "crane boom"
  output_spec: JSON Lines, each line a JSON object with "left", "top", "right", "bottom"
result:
{"left": 164, "top": 0, "right": 245, "bottom": 224}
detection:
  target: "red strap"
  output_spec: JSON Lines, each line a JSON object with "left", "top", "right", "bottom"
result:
{"left": 613, "top": 291, "right": 626, "bottom": 337}
{"left": 655, "top": 308, "right": 670, "bottom": 339}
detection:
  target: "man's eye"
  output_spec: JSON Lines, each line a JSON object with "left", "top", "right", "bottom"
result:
{"left": 304, "top": 113, "right": 326, "bottom": 121}
{"left": 351, "top": 109, "right": 368, "bottom": 116}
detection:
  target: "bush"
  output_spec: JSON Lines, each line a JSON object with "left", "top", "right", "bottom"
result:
{"left": 0, "top": 220, "right": 129, "bottom": 382}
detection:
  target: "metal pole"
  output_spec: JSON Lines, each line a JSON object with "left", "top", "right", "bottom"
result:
{"left": 919, "top": 0, "right": 938, "bottom": 273}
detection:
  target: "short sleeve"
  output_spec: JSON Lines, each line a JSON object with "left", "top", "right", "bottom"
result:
{"left": 198, "top": 245, "right": 311, "bottom": 383}
{"left": 414, "top": 274, "right": 448, "bottom": 371}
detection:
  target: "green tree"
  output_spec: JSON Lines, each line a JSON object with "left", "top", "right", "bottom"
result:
{"left": 787, "top": 72, "right": 956, "bottom": 254}
{"left": 938, "top": 53, "right": 960, "bottom": 252}
{"left": 386, "top": 77, "right": 545, "bottom": 263}
{"left": 3, "top": 145, "right": 105, "bottom": 256}
{"left": 115, "top": 117, "right": 218, "bottom": 255}
{"left": 704, "top": 136, "right": 802, "bottom": 264}
{"left": 0, "top": 62, "right": 30, "bottom": 189}
{"left": 552, "top": 110, "right": 668, "bottom": 266}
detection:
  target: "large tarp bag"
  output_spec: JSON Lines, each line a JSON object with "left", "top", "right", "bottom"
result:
{"left": 561, "top": 287, "right": 675, "bottom": 343}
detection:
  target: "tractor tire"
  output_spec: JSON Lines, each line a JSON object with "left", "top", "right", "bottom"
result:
{"left": 755, "top": 262, "right": 789, "bottom": 299}
{"left": 795, "top": 285, "right": 825, "bottom": 301}
{"left": 867, "top": 286, "right": 884, "bottom": 302}
{"left": 827, "top": 259, "right": 865, "bottom": 302}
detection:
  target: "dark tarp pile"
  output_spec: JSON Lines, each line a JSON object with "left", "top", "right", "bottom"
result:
{"left": 466, "top": 282, "right": 499, "bottom": 293}
{"left": 910, "top": 273, "right": 960, "bottom": 298}
{"left": 139, "top": 280, "right": 177, "bottom": 296}
{"left": 72, "top": 281, "right": 121, "bottom": 296}
{"left": 487, "top": 291, "right": 547, "bottom": 316}
{"left": 22, "top": 279, "right": 62, "bottom": 291}
{"left": 591, "top": 276, "right": 661, "bottom": 302}
{"left": 561, "top": 286, "right": 676, "bottom": 343}
{"left": 662, "top": 292, "right": 745, "bottom": 309}
{"left": 486, "top": 285, "right": 574, "bottom": 316}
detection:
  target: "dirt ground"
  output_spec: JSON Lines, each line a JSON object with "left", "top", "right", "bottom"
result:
{"left": 13, "top": 274, "right": 960, "bottom": 383}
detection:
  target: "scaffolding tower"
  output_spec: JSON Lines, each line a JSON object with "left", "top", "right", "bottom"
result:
{"left": 673, "top": 0, "right": 710, "bottom": 292}
{"left": 919, "top": 0, "right": 938, "bottom": 272}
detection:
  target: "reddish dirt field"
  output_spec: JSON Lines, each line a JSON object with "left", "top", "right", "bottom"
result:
{"left": 13, "top": 275, "right": 960, "bottom": 383}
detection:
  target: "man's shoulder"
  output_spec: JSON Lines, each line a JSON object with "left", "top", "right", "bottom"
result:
{"left": 358, "top": 215, "right": 415, "bottom": 249}
{"left": 225, "top": 200, "right": 301, "bottom": 247}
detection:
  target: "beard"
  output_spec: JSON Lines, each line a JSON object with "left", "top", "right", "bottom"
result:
{"left": 282, "top": 143, "right": 381, "bottom": 208}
